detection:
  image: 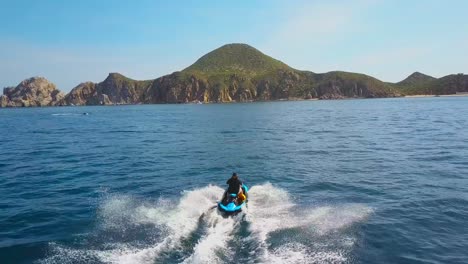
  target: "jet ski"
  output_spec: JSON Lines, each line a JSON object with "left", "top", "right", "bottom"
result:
{"left": 218, "top": 184, "right": 249, "bottom": 215}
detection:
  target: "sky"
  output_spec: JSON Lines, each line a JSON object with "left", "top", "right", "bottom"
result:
{"left": 1, "top": 0, "right": 467, "bottom": 92}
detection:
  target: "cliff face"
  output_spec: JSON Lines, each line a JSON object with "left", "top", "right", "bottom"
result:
{"left": 310, "top": 71, "right": 399, "bottom": 99}
{"left": 59, "top": 82, "right": 98, "bottom": 106}
{"left": 0, "top": 94, "right": 13, "bottom": 107}
{"left": 143, "top": 69, "right": 398, "bottom": 103}
{"left": 61, "top": 73, "right": 152, "bottom": 105}
{"left": 143, "top": 72, "right": 209, "bottom": 103}
{"left": 0, "top": 77, "right": 64, "bottom": 107}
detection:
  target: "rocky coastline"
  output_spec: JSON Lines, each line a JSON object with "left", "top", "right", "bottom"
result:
{"left": 1, "top": 44, "right": 467, "bottom": 108}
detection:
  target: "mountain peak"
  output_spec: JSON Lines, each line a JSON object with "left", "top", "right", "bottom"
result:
{"left": 103, "top": 73, "right": 135, "bottom": 84}
{"left": 106, "top": 72, "right": 128, "bottom": 80}
{"left": 17, "top": 76, "right": 51, "bottom": 87}
{"left": 183, "top": 43, "right": 291, "bottom": 75}
{"left": 398, "top": 72, "right": 435, "bottom": 86}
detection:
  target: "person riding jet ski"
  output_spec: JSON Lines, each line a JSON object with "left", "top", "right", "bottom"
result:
{"left": 222, "top": 173, "right": 246, "bottom": 204}
{"left": 218, "top": 172, "right": 248, "bottom": 214}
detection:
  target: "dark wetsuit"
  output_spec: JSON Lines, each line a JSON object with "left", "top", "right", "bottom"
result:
{"left": 226, "top": 178, "right": 242, "bottom": 194}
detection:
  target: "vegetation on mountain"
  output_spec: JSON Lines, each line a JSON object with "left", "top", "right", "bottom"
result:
{"left": 183, "top": 43, "right": 292, "bottom": 76}
{"left": 393, "top": 72, "right": 467, "bottom": 95}
{"left": 144, "top": 44, "right": 399, "bottom": 103}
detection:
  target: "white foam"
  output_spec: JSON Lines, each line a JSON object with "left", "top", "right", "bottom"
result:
{"left": 43, "top": 186, "right": 225, "bottom": 264}
{"left": 246, "top": 183, "right": 296, "bottom": 239}
{"left": 181, "top": 210, "right": 238, "bottom": 264}
{"left": 269, "top": 243, "right": 346, "bottom": 264}
{"left": 42, "top": 184, "right": 373, "bottom": 264}
{"left": 299, "top": 204, "right": 373, "bottom": 235}
{"left": 101, "top": 186, "right": 225, "bottom": 264}
{"left": 40, "top": 243, "right": 99, "bottom": 264}
{"left": 245, "top": 183, "right": 373, "bottom": 263}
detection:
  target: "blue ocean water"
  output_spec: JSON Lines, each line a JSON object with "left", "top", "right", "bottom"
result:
{"left": 1, "top": 98, "right": 467, "bottom": 264}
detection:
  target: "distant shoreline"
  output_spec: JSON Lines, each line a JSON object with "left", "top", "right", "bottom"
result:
{"left": 3, "top": 94, "right": 468, "bottom": 109}
{"left": 404, "top": 94, "right": 468, "bottom": 98}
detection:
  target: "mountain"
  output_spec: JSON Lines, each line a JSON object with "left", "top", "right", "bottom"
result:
{"left": 60, "top": 73, "right": 152, "bottom": 105}
{"left": 424, "top": 74, "right": 468, "bottom": 95}
{"left": 0, "top": 77, "right": 64, "bottom": 107}
{"left": 183, "top": 43, "right": 292, "bottom": 75}
{"left": 397, "top": 72, "right": 436, "bottom": 86}
{"left": 143, "top": 43, "right": 399, "bottom": 103}
{"left": 394, "top": 72, "right": 468, "bottom": 95}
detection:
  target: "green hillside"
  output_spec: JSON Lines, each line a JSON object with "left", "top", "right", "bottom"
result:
{"left": 393, "top": 72, "right": 468, "bottom": 95}
{"left": 397, "top": 72, "right": 436, "bottom": 87}
{"left": 142, "top": 43, "right": 400, "bottom": 103}
{"left": 183, "top": 43, "right": 292, "bottom": 77}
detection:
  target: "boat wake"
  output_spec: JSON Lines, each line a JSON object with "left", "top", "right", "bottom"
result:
{"left": 39, "top": 184, "right": 372, "bottom": 264}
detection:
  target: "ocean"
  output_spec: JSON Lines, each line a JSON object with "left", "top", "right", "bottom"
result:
{"left": 1, "top": 97, "right": 467, "bottom": 264}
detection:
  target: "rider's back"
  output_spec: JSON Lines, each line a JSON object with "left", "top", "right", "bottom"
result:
{"left": 226, "top": 178, "right": 242, "bottom": 194}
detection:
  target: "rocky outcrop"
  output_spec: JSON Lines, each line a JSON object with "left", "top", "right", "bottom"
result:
{"left": 144, "top": 72, "right": 262, "bottom": 103}
{"left": 61, "top": 73, "right": 152, "bottom": 105}
{"left": 0, "top": 77, "right": 64, "bottom": 107}
{"left": 58, "top": 82, "right": 97, "bottom": 105}
{"left": 143, "top": 69, "right": 398, "bottom": 103}
{"left": 1, "top": 94, "right": 14, "bottom": 107}
{"left": 143, "top": 72, "right": 208, "bottom": 103}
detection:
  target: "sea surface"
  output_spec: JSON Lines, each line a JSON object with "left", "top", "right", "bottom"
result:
{"left": 1, "top": 98, "right": 467, "bottom": 264}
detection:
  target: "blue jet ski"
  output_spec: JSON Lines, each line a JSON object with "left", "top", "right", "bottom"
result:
{"left": 218, "top": 184, "right": 249, "bottom": 215}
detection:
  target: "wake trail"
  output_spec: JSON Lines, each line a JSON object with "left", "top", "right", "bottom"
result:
{"left": 40, "top": 183, "right": 373, "bottom": 264}
{"left": 244, "top": 183, "right": 373, "bottom": 264}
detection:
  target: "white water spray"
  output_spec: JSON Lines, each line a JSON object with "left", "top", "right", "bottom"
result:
{"left": 41, "top": 184, "right": 372, "bottom": 264}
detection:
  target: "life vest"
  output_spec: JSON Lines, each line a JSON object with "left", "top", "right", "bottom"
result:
{"left": 238, "top": 192, "right": 246, "bottom": 203}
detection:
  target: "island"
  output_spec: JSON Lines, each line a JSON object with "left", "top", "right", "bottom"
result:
{"left": 1, "top": 43, "right": 467, "bottom": 107}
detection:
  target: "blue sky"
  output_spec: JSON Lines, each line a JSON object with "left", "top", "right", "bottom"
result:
{"left": 1, "top": 0, "right": 467, "bottom": 91}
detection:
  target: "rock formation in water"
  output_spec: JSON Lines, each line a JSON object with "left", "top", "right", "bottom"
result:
{"left": 59, "top": 73, "right": 152, "bottom": 105}
{"left": 0, "top": 77, "right": 64, "bottom": 107}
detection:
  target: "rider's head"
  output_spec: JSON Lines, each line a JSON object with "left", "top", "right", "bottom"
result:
{"left": 232, "top": 172, "right": 238, "bottom": 179}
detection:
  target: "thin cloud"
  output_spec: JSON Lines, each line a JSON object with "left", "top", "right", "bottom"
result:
{"left": 351, "top": 47, "right": 432, "bottom": 67}
{"left": 258, "top": 0, "right": 382, "bottom": 74}
{"left": 263, "top": 0, "right": 378, "bottom": 50}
